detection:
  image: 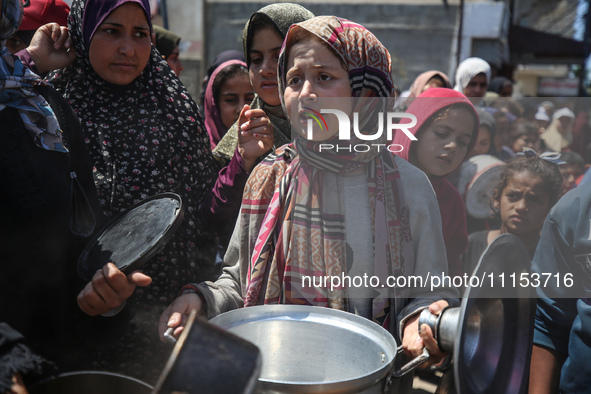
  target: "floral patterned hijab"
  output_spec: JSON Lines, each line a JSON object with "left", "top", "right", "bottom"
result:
{"left": 48, "top": 0, "right": 219, "bottom": 294}
{"left": 49, "top": 0, "right": 217, "bottom": 216}
{"left": 242, "top": 16, "right": 413, "bottom": 329}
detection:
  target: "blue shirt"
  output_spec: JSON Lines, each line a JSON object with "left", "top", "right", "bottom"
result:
{"left": 532, "top": 182, "right": 591, "bottom": 393}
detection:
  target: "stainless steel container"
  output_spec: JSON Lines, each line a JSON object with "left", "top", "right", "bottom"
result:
{"left": 210, "top": 305, "right": 418, "bottom": 394}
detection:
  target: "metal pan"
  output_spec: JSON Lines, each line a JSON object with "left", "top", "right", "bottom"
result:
{"left": 29, "top": 371, "right": 152, "bottom": 394}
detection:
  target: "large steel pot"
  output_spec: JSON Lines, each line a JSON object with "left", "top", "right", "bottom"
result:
{"left": 29, "top": 371, "right": 153, "bottom": 394}
{"left": 209, "top": 305, "right": 425, "bottom": 394}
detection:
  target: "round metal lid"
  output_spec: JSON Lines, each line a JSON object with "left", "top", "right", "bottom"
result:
{"left": 78, "top": 193, "right": 184, "bottom": 281}
{"left": 454, "top": 233, "right": 536, "bottom": 394}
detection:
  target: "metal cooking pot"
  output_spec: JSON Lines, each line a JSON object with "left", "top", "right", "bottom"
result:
{"left": 209, "top": 305, "right": 427, "bottom": 394}
{"left": 29, "top": 371, "right": 153, "bottom": 394}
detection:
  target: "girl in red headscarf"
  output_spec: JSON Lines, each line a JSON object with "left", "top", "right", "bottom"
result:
{"left": 393, "top": 88, "right": 480, "bottom": 277}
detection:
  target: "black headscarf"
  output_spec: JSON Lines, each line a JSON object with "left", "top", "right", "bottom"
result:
{"left": 49, "top": 0, "right": 217, "bottom": 225}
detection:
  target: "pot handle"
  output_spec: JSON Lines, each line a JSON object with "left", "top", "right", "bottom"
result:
{"left": 392, "top": 346, "right": 430, "bottom": 377}
{"left": 382, "top": 346, "right": 430, "bottom": 393}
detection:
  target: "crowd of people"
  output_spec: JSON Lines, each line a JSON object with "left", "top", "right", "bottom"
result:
{"left": 1, "top": 0, "right": 590, "bottom": 393}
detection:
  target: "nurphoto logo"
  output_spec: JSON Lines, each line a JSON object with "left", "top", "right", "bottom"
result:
{"left": 302, "top": 107, "right": 328, "bottom": 139}
{"left": 293, "top": 98, "right": 418, "bottom": 153}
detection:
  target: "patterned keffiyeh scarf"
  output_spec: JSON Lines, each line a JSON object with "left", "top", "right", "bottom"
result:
{"left": 242, "top": 16, "right": 414, "bottom": 328}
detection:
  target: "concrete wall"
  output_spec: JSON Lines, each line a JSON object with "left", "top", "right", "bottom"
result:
{"left": 172, "top": 0, "right": 564, "bottom": 100}
{"left": 203, "top": 2, "right": 459, "bottom": 94}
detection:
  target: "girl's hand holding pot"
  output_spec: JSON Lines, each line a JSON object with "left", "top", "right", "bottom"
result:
{"left": 402, "top": 300, "right": 449, "bottom": 368}
{"left": 158, "top": 293, "right": 205, "bottom": 343}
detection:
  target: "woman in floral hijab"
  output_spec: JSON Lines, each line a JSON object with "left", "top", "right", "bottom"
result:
{"left": 48, "top": 0, "right": 218, "bottom": 382}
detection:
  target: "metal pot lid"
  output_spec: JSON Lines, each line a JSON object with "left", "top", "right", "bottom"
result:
{"left": 454, "top": 233, "right": 536, "bottom": 394}
{"left": 78, "top": 193, "right": 184, "bottom": 281}
{"left": 210, "top": 305, "right": 398, "bottom": 393}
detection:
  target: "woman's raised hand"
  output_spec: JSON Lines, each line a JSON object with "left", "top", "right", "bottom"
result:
{"left": 27, "top": 22, "right": 77, "bottom": 74}
{"left": 402, "top": 300, "right": 449, "bottom": 368}
{"left": 237, "top": 105, "right": 275, "bottom": 172}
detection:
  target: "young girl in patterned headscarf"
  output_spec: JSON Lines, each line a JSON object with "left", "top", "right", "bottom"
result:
{"left": 161, "top": 16, "right": 457, "bottom": 393}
